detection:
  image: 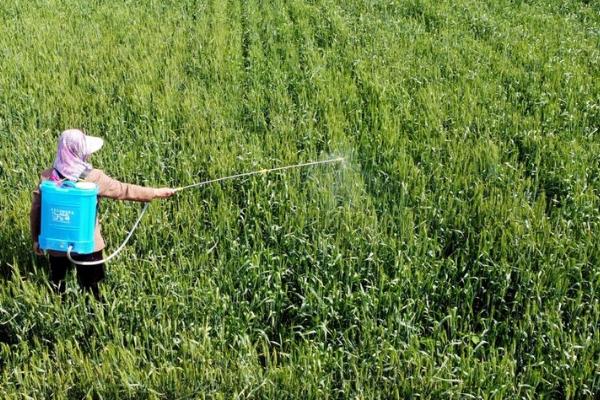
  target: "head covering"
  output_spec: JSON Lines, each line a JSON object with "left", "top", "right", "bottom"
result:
{"left": 51, "top": 129, "right": 104, "bottom": 181}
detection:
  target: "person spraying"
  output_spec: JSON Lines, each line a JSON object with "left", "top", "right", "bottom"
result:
{"left": 30, "top": 129, "right": 175, "bottom": 300}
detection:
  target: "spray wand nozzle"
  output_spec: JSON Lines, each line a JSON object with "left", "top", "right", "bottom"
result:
{"left": 174, "top": 157, "right": 345, "bottom": 193}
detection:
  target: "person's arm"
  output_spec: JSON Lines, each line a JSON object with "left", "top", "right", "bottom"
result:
{"left": 89, "top": 169, "right": 175, "bottom": 202}
{"left": 30, "top": 187, "right": 44, "bottom": 255}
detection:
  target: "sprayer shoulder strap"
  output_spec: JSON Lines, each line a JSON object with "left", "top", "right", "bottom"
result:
{"left": 53, "top": 168, "right": 90, "bottom": 181}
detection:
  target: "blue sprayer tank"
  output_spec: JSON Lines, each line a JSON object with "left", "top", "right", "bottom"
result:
{"left": 38, "top": 180, "right": 98, "bottom": 254}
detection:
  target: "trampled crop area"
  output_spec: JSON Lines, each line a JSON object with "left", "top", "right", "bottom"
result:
{"left": 0, "top": 0, "right": 599, "bottom": 398}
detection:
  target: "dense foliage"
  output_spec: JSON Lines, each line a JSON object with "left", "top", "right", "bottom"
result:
{"left": 1, "top": 0, "right": 598, "bottom": 398}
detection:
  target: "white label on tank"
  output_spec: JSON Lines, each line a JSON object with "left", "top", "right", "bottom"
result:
{"left": 51, "top": 208, "right": 74, "bottom": 224}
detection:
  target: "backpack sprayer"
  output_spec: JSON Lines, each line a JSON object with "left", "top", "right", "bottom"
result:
{"left": 38, "top": 157, "right": 344, "bottom": 266}
{"left": 39, "top": 180, "right": 99, "bottom": 254}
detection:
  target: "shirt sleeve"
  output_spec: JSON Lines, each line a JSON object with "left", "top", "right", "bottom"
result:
{"left": 91, "top": 169, "right": 157, "bottom": 202}
{"left": 30, "top": 187, "right": 41, "bottom": 243}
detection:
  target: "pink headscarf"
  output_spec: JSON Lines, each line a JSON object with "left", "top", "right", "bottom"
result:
{"left": 52, "top": 129, "right": 102, "bottom": 181}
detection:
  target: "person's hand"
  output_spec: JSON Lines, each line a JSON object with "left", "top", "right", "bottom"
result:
{"left": 33, "top": 241, "right": 44, "bottom": 256}
{"left": 154, "top": 187, "right": 177, "bottom": 199}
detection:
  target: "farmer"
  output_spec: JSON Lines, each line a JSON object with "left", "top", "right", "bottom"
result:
{"left": 30, "top": 129, "right": 176, "bottom": 301}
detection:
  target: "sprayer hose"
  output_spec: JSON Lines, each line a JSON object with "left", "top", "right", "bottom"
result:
{"left": 66, "top": 157, "right": 344, "bottom": 266}
{"left": 67, "top": 202, "right": 150, "bottom": 266}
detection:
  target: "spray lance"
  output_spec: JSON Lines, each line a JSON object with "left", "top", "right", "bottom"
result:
{"left": 38, "top": 157, "right": 344, "bottom": 266}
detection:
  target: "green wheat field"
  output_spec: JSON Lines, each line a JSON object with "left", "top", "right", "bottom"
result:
{"left": 0, "top": 0, "right": 599, "bottom": 398}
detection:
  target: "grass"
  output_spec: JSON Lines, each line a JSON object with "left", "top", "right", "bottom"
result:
{"left": 0, "top": 0, "right": 599, "bottom": 398}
